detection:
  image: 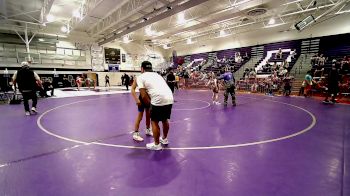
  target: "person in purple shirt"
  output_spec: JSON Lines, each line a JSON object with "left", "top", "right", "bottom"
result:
{"left": 218, "top": 69, "right": 236, "bottom": 106}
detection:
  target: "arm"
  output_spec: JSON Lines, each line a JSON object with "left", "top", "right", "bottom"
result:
{"left": 34, "top": 72, "right": 43, "bottom": 88}
{"left": 12, "top": 71, "right": 17, "bottom": 86}
{"left": 217, "top": 74, "right": 224, "bottom": 80}
{"left": 139, "top": 88, "right": 150, "bottom": 107}
{"left": 206, "top": 79, "right": 212, "bottom": 87}
{"left": 131, "top": 79, "right": 140, "bottom": 104}
{"left": 136, "top": 75, "right": 150, "bottom": 106}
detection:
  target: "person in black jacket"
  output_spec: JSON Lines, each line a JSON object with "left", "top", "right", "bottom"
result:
{"left": 323, "top": 65, "right": 340, "bottom": 104}
{"left": 124, "top": 73, "right": 130, "bottom": 90}
{"left": 12, "top": 62, "right": 42, "bottom": 116}
{"left": 166, "top": 70, "right": 176, "bottom": 94}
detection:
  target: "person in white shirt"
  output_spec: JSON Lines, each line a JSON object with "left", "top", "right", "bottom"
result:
{"left": 137, "top": 61, "right": 174, "bottom": 150}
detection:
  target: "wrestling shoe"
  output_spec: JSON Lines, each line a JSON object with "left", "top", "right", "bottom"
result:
{"left": 146, "top": 142, "right": 162, "bottom": 150}
{"left": 132, "top": 132, "right": 144, "bottom": 142}
{"left": 31, "top": 107, "right": 38, "bottom": 114}
{"left": 159, "top": 137, "right": 169, "bottom": 145}
{"left": 145, "top": 128, "right": 153, "bottom": 136}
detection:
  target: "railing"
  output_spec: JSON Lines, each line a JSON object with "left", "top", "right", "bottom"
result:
{"left": 175, "top": 77, "right": 293, "bottom": 96}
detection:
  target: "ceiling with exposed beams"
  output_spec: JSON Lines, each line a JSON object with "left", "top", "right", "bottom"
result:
{"left": 0, "top": 0, "right": 349, "bottom": 47}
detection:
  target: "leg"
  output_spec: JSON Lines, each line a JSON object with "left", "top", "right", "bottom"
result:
{"left": 299, "top": 87, "right": 303, "bottom": 96}
{"left": 132, "top": 106, "right": 145, "bottom": 141}
{"left": 330, "top": 88, "right": 337, "bottom": 102}
{"left": 145, "top": 109, "right": 151, "bottom": 129}
{"left": 161, "top": 120, "right": 170, "bottom": 139}
{"left": 230, "top": 87, "right": 236, "bottom": 105}
{"left": 134, "top": 111, "right": 144, "bottom": 132}
{"left": 22, "top": 92, "right": 30, "bottom": 112}
{"left": 331, "top": 94, "right": 336, "bottom": 102}
{"left": 324, "top": 92, "right": 331, "bottom": 102}
{"left": 224, "top": 89, "right": 228, "bottom": 105}
{"left": 215, "top": 93, "right": 219, "bottom": 102}
{"left": 151, "top": 121, "right": 161, "bottom": 145}
{"left": 31, "top": 91, "right": 37, "bottom": 108}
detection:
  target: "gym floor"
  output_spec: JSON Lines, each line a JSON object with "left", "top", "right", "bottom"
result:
{"left": 0, "top": 90, "right": 349, "bottom": 196}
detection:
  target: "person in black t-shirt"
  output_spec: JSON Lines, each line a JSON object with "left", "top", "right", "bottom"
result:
{"left": 12, "top": 62, "right": 42, "bottom": 116}
{"left": 323, "top": 65, "right": 340, "bottom": 104}
{"left": 105, "top": 75, "right": 110, "bottom": 87}
{"left": 124, "top": 74, "right": 130, "bottom": 90}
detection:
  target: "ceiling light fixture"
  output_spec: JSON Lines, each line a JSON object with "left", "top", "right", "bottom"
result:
{"left": 61, "top": 26, "right": 68, "bottom": 33}
{"left": 177, "top": 12, "right": 186, "bottom": 24}
{"left": 123, "top": 35, "right": 132, "bottom": 43}
{"left": 268, "top": 18, "right": 275, "bottom": 25}
{"left": 38, "top": 38, "right": 44, "bottom": 42}
{"left": 186, "top": 38, "right": 196, "bottom": 44}
{"left": 145, "top": 26, "right": 153, "bottom": 36}
{"left": 219, "top": 30, "right": 226, "bottom": 37}
{"left": 46, "top": 14, "right": 55, "bottom": 22}
{"left": 73, "top": 9, "right": 81, "bottom": 18}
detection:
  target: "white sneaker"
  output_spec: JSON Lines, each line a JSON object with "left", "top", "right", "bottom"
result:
{"left": 25, "top": 111, "right": 30, "bottom": 116}
{"left": 145, "top": 128, "right": 153, "bottom": 136}
{"left": 146, "top": 142, "right": 162, "bottom": 150}
{"left": 132, "top": 132, "right": 144, "bottom": 142}
{"left": 31, "top": 107, "right": 38, "bottom": 114}
{"left": 159, "top": 137, "right": 169, "bottom": 145}
{"left": 215, "top": 102, "right": 221, "bottom": 105}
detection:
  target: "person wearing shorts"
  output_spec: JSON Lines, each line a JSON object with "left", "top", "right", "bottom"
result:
{"left": 137, "top": 61, "right": 174, "bottom": 150}
{"left": 131, "top": 78, "right": 152, "bottom": 141}
{"left": 206, "top": 72, "right": 220, "bottom": 105}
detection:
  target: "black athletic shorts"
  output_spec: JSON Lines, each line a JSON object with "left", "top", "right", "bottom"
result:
{"left": 150, "top": 104, "right": 172, "bottom": 122}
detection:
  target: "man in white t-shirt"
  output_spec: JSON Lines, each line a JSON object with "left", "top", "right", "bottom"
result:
{"left": 137, "top": 61, "right": 174, "bottom": 150}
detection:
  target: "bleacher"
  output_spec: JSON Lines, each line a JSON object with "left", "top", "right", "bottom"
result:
{"left": 318, "top": 34, "right": 350, "bottom": 74}
{"left": 255, "top": 40, "right": 301, "bottom": 75}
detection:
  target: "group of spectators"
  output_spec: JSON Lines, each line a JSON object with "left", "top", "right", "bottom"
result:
{"left": 301, "top": 54, "right": 350, "bottom": 103}
{"left": 239, "top": 68, "right": 293, "bottom": 96}
{"left": 258, "top": 60, "right": 290, "bottom": 75}
{"left": 213, "top": 52, "right": 249, "bottom": 70}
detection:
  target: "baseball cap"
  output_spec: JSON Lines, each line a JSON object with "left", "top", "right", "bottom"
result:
{"left": 21, "top": 61, "right": 29, "bottom": 68}
{"left": 141, "top": 61, "right": 152, "bottom": 71}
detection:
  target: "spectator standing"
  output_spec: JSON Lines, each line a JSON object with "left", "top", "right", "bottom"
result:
{"left": 12, "top": 62, "right": 42, "bottom": 116}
